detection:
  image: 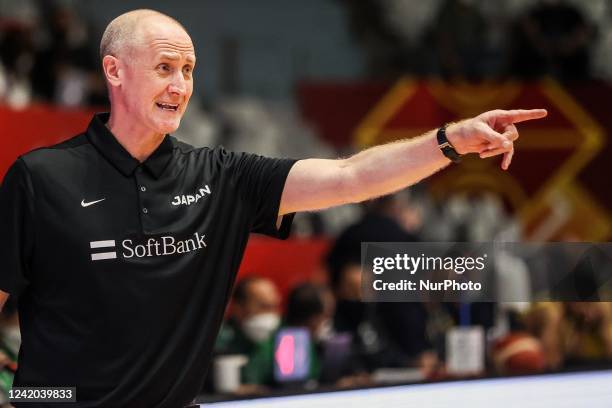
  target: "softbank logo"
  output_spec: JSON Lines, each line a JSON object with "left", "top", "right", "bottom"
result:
{"left": 90, "top": 240, "right": 117, "bottom": 261}
{"left": 90, "top": 233, "right": 207, "bottom": 262}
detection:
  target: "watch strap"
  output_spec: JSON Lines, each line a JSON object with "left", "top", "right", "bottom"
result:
{"left": 437, "top": 124, "right": 462, "bottom": 163}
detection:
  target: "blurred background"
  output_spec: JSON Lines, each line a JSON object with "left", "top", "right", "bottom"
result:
{"left": 1, "top": 0, "right": 612, "bottom": 405}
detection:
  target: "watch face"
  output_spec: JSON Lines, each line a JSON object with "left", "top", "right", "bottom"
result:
{"left": 442, "top": 146, "right": 462, "bottom": 163}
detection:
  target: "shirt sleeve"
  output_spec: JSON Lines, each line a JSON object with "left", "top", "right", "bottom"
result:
{"left": 226, "top": 149, "right": 297, "bottom": 239}
{"left": 0, "top": 158, "right": 35, "bottom": 297}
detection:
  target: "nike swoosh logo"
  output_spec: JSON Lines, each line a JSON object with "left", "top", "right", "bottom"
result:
{"left": 81, "top": 198, "right": 106, "bottom": 208}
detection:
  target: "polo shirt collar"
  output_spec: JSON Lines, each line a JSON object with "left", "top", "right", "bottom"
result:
{"left": 86, "top": 113, "right": 174, "bottom": 179}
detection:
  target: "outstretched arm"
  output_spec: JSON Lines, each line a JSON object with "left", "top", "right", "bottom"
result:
{"left": 279, "top": 109, "right": 547, "bottom": 215}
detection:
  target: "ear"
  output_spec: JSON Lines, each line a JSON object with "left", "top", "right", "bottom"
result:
{"left": 102, "top": 55, "right": 122, "bottom": 87}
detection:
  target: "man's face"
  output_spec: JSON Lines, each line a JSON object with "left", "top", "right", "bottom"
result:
{"left": 119, "top": 18, "right": 196, "bottom": 135}
{"left": 237, "top": 279, "right": 281, "bottom": 322}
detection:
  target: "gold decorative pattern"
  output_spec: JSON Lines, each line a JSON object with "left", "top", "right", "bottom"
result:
{"left": 352, "top": 78, "right": 609, "bottom": 240}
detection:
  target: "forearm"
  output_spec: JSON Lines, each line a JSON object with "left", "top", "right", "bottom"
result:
{"left": 279, "top": 109, "right": 546, "bottom": 215}
{"left": 340, "top": 130, "right": 450, "bottom": 203}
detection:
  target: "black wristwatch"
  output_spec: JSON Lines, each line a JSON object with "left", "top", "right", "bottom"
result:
{"left": 437, "top": 124, "right": 462, "bottom": 163}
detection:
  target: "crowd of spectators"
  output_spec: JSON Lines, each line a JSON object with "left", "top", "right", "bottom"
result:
{"left": 0, "top": 2, "right": 106, "bottom": 108}
{"left": 341, "top": 0, "right": 607, "bottom": 81}
{"left": 199, "top": 192, "right": 612, "bottom": 398}
{"left": 2, "top": 1, "right": 612, "bottom": 109}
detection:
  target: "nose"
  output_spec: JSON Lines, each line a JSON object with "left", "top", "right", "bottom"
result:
{"left": 168, "top": 71, "right": 187, "bottom": 96}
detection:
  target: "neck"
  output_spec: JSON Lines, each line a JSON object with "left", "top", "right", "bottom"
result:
{"left": 106, "top": 110, "right": 165, "bottom": 162}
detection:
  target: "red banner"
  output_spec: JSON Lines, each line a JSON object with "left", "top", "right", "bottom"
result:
{"left": 0, "top": 104, "right": 95, "bottom": 179}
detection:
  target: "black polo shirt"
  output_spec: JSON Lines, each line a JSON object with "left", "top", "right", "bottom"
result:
{"left": 0, "top": 113, "right": 296, "bottom": 407}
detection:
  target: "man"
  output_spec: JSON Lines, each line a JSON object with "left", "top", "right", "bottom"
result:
{"left": 0, "top": 8, "right": 546, "bottom": 407}
{"left": 326, "top": 194, "right": 435, "bottom": 373}
{"left": 213, "top": 276, "right": 282, "bottom": 390}
{"left": 218, "top": 276, "right": 283, "bottom": 348}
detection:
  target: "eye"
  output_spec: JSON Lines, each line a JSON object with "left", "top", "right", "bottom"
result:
{"left": 157, "top": 63, "right": 171, "bottom": 73}
{"left": 183, "top": 65, "right": 193, "bottom": 76}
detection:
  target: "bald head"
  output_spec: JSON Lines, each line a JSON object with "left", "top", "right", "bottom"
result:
{"left": 100, "top": 9, "right": 188, "bottom": 60}
{"left": 100, "top": 9, "right": 195, "bottom": 137}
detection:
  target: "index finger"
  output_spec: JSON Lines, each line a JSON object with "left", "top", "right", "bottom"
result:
{"left": 496, "top": 109, "right": 548, "bottom": 124}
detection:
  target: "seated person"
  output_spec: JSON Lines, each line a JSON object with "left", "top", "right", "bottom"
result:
{"left": 213, "top": 276, "right": 281, "bottom": 392}
{"left": 525, "top": 302, "right": 612, "bottom": 369}
{"left": 329, "top": 257, "right": 438, "bottom": 373}
{"left": 326, "top": 193, "right": 439, "bottom": 374}
{"left": 282, "top": 283, "right": 336, "bottom": 384}
{"left": 229, "top": 282, "right": 337, "bottom": 388}
{"left": 285, "top": 283, "right": 373, "bottom": 387}
{"left": 224, "top": 281, "right": 369, "bottom": 392}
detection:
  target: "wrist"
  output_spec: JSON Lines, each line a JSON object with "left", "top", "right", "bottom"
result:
{"left": 445, "top": 122, "right": 465, "bottom": 154}
{"left": 437, "top": 123, "right": 463, "bottom": 163}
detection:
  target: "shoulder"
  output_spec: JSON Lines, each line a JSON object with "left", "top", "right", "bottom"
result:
{"left": 171, "top": 140, "right": 252, "bottom": 169}
{"left": 170, "top": 137, "right": 225, "bottom": 158}
{"left": 18, "top": 133, "right": 90, "bottom": 172}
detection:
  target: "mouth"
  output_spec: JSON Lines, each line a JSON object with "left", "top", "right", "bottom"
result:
{"left": 156, "top": 102, "right": 179, "bottom": 112}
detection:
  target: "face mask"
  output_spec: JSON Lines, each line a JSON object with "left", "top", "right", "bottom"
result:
{"left": 241, "top": 313, "right": 280, "bottom": 343}
{"left": 1, "top": 326, "right": 21, "bottom": 355}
